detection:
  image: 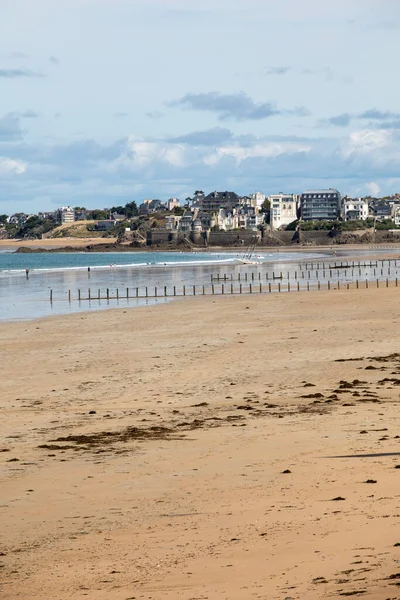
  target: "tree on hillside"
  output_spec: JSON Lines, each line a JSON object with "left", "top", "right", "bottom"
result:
{"left": 0, "top": 214, "right": 8, "bottom": 226}
{"left": 260, "top": 198, "right": 270, "bottom": 223}
{"left": 124, "top": 201, "right": 138, "bottom": 218}
{"left": 90, "top": 209, "right": 108, "bottom": 220}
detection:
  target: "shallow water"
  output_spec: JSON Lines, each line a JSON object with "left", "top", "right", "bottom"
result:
{"left": 0, "top": 248, "right": 398, "bottom": 321}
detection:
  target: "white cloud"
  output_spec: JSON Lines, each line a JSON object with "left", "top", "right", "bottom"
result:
{"left": 0, "top": 157, "right": 26, "bottom": 175}
{"left": 365, "top": 182, "right": 381, "bottom": 196}
{"left": 111, "top": 137, "right": 187, "bottom": 170}
{"left": 341, "top": 129, "right": 391, "bottom": 158}
{"left": 204, "top": 141, "right": 311, "bottom": 165}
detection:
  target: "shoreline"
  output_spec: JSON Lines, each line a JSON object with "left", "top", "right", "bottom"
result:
{"left": 1, "top": 288, "right": 400, "bottom": 599}
{"left": 2, "top": 236, "right": 400, "bottom": 254}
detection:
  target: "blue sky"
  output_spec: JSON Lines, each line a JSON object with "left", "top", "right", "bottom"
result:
{"left": 1, "top": 0, "right": 400, "bottom": 213}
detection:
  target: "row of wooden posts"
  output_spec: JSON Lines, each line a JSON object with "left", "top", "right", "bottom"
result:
{"left": 300, "top": 259, "right": 399, "bottom": 270}
{"left": 211, "top": 266, "right": 399, "bottom": 282}
{"left": 50, "top": 277, "right": 400, "bottom": 303}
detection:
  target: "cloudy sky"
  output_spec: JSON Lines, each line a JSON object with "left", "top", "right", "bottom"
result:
{"left": 1, "top": 0, "right": 400, "bottom": 213}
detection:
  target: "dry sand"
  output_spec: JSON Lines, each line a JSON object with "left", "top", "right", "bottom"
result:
{"left": 1, "top": 288, "right": 400, "bottom": 599}
{"left": 0, "top": 237, "right": 117, "bottom": 249}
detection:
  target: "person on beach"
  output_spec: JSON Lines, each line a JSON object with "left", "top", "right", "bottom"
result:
{"left": 25, "top": 268, "right": 29, "bottom": 278}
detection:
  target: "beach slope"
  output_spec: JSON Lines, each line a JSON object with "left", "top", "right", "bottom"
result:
{"left": 1, "top": 288, "right": 400, "bottom": 599}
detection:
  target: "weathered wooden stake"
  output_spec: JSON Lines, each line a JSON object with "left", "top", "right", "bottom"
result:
{"left": 78, "top": 289, "right": 81, "bottom": 301}
{"left": 50, "top": 289, "right": 53, "bottom": 303}
{"left": 68, "top": 289, "right": 71, "bottom": 302}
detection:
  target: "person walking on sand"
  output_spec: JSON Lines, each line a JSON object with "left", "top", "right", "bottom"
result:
{"left": 25, "top": 268, "right": 29, "bottom": 278}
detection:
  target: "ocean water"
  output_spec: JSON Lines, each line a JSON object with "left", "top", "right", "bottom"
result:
{"left": 0, "top": 248, "right": 398, "bottom": 321}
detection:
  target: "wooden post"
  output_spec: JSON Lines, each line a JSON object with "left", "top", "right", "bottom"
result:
{"left": 212, "top": 284, "right": 215, "bottom": 295}
{"left": 245, "top": 272, "right": 248, "bottom": 281}
{"left": 88, "top": 289, "right": 91, "bottom": 300}
{"left": 338, "top": 281, "right": 340, "bottom": 290}
{"left": 396, "top": 278, "right": 398, "bottom": 288}
{"left": 127, "top": 287, "right": 129, "bottom": 299}
{"left": 297, "top": 281, "right": 300, "bottom": 291}
{"left": 202, "top": 285, "right": 205, "bottom": 295}
{"left": 251, "top": 272, "right": 254, "bottom": 281}
{"left": 240, "top": 283, "right": 242, "bottom": 294}
{"left": 386, "top": 278, "right": 389, "bottom": 287}
{"left": 260, "top": 283, "right": 262, "bottom": 293}
{"left": 269, "top": 283, "right": 271, "bottom": 293}
{"left": 164, "top": 286, "right": 167, "bottom": 297}
{"left": 173, "top": 286, "right": 176, "bottom": 296}
{"left": 50, "top": 289, "right": 53, "bottom": 303}
{"left": 222, "top": 284, "right": 224, "bottom": 295}
{"left": 116, "top": 289, "right": 119, "bottom": 300}
{"left": 356, "top": 280, "right": 359, "bottom": 289}
{"left": 78, "top": 289, "right": 81, "bottom": 301}
{"left": 250, "top": 283, "right": 252, "bottom": 294}
{"left": 366, "top": 280, "right": 368, "bottom": 289}
{"left": 98, "top": 289, "right": 100, "bottom": 299}
{"left": 193, "top": 285, "right": 196, "bottom": 296}
{"left": 68, "top": 289, "right": 71, "bottom": 302}
{"left": 278, "top": 283, "right": 281, "bottom": 293}
{"left": 136, "top": 288, "right": 139, "bottom": 298}
{"left": 295, "top": 271, "right": 297, "bottom": 279}
{"left": 318, "top": 281, "right": 320, "bottom": 291}
{"left": 377, "top": 279, "right": 379, "bottom": 288}
{"left": 328, "top": 281, "right": 330, "bottom": 290}
{"left": 145, "top": 287, "right": 148, "bottom": 298}
{"left": 231, "top": 283, "right": 233, "bottom": 294}
{"left": 288, "top": 282, "right": 290, "bottom": 292}
{"left": 107, "top": 288, "right": 110, "bottom": 300}
{"left": 183, "top": 286, "right": 186, "bottom": 296}
{"left": 307, "top": 282, "right": 309, "bottom": 291}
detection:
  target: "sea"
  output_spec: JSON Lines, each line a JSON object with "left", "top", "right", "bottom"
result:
{"left": 0, "top": 247, "right": 399, "bottom": 322}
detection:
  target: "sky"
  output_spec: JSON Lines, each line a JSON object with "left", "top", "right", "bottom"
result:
{"left": 1, "top": 0, "right": 400, "bottom": 213}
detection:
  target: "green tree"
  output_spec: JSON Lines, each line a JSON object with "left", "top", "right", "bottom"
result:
{"left": 0, "top": 214, "right": 8, "bottom": 226}
{"left": 90, "top": 209, "right": 108, "bottom": 220}
{"left": 260, "top": 199, "right": 270, "bottom": 223}
{"left": 173, "top": 206, "right": 185, "bottom": 216}
{"left": 124, "top": 201, "right": 138, "bottom": 218}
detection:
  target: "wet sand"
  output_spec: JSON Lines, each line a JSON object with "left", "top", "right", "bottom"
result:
{"left": 1, "top": 288, "right": 400, "bottom": 599}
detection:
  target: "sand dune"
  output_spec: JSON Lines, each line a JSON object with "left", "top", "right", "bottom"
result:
{"left": 1, "top": 288, "right": 400, "bottom": 599}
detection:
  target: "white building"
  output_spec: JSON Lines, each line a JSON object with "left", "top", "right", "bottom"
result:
{"left": 269, "top": 194, "right": 298, "bottom": 230}
{"left": 343, "top": 198, "right": 369, "bottom": 221}
{"left": 394, "top": 206, "right": 400, "bottom": 226}
{"left": 250, "top": 191, "right": 266, "bottom": 209}
{"left": 167, "top": 197, "right": 180, "bottom": 211}
{"left": 59, "top": 206, "right": 75, "bottom": 224}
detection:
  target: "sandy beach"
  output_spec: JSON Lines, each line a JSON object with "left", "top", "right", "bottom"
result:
{"left": 1, "top": 288, "right": 400, "bottom": 599}
{"left": 0, "top": 237, "right": 118, "bottom": 249}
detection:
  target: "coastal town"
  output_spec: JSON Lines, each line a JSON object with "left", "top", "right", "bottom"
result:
{"left": 2, "top": 189, "right": 400, "bottom": 246}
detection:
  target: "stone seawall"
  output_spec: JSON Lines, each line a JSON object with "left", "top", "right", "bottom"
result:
{"left": 146, "top": 229, "right": 400, "bottom": 248}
